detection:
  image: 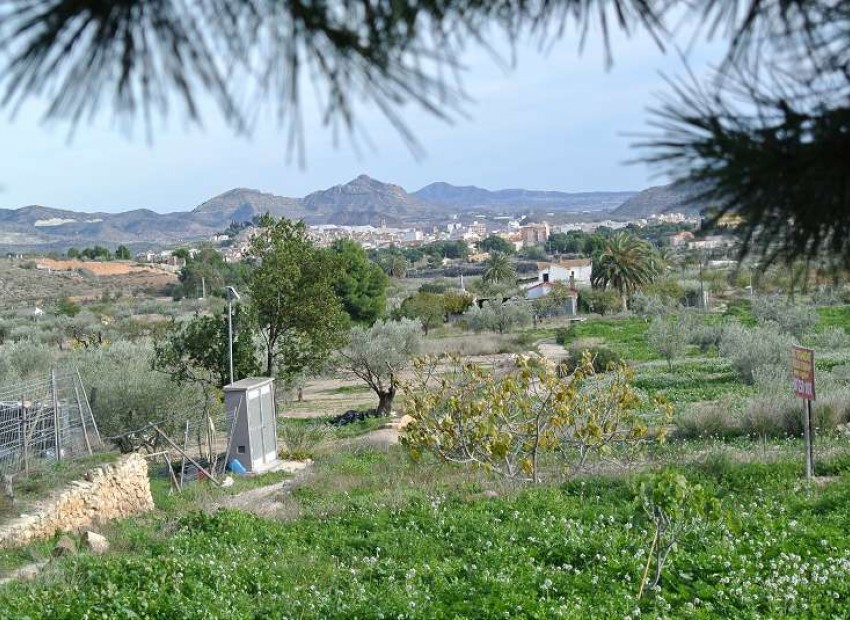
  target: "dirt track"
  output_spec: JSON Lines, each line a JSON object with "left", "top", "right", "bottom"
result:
{"left": 36, "top": 258, "right": 166, "bottom": 277}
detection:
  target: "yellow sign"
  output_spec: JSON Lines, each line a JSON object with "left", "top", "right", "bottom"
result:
{"left": 792, "top": 346, "right": 816, "bottom": 400}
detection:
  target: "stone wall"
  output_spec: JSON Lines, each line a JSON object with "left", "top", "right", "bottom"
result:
{"left": 0, "top": 453, "right": 154, "bottom": 547}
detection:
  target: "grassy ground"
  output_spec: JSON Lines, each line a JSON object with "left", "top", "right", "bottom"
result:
{"left": 1, "top": 453, "right": 122, "bottom": 518}
{"left": 559, "top": 317, "right": 656, "bottom": 361}
{"left": 2, "top": 440, "right": 850, "bottom": 618}
{"left": 5, "top": 304, "right": 850, "bottom": 617}
{"left": 817, "top": 306, "right": 850, "bottom": 333}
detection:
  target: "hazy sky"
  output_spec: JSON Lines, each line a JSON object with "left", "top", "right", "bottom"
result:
{"left": 0, "top": 26, "right": 724, "bottom": 213}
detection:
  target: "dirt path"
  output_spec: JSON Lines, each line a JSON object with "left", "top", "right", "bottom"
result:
{"left": 212, "top": 461, "right": 313, "bottom": 519}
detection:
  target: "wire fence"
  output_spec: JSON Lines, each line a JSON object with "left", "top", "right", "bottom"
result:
{"left": 0, "top": 369, "right": 102, "bottom": 476}
{"left": 108, "top": 412, "right": 235, "bottom": 493}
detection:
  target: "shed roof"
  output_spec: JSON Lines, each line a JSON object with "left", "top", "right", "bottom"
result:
{"left": 224, "top": 377, "right": 275, "bottom": 392}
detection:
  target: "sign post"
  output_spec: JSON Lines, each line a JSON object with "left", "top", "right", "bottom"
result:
{"left": 792, "top": 346, "right": 816, "bottom": 481}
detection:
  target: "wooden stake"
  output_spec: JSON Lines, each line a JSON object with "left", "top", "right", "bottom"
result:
{"left": 150, "top": 423, "right": 221, "bottom": 487}
{"left": 50, "top": 369, "right": 61, "bottom": 462}
{"left": 803, "top": 399, "right": 813, "bottom": 482}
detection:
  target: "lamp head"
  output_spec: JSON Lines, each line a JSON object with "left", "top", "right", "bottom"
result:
{"left": 226, "top": 286, "right": 241, "bottom": 301}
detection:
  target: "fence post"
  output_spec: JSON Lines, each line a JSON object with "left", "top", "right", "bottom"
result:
{"left": 76, "top": 368, "right": 101, "bottom": 445}
{"left": 73, "top": 377, "right": 93, "bottom": 455}
{"left": 20, "top": 395, "right": 28, "bottom": 477}
{"left": 51, "top": 369, "right": 61, "bottom": 462}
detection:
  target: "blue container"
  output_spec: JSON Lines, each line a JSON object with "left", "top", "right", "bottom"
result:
{"left": 228, "top": 459, "right": 248, "bottom": 475}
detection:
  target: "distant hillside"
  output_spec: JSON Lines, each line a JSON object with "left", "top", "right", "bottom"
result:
{"left": 610, "top": 182, "right": 710, "bottom": 219}
{"left": 0, "top": 175, "right": 641, "bottom": 251}
{"left": 193, "top": 188, "right": 306, "bottom": 223}
{"left": 413, "top": 182, "right": 635, "bottom": 212}
{"left": 302, "top": 175, "right": 433, "bottom": 225}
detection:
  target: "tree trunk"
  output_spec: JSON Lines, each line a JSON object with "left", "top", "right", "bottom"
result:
{"left": 376, "top": 387, "right": 396, "bottom": 416}
{"left": 266, "top": 346, "right": 274, "bottom": 377}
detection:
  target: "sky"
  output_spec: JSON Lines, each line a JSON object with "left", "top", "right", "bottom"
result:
{"left": 0, "top": 23, "right": 726, "bottom": 214}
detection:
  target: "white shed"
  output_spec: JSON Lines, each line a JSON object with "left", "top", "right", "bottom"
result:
{"left": 224, "top": 377, "right": 279, "bottom": 474}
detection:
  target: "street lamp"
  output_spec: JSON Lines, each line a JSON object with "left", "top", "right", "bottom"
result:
{"left": 226, "top": 286, "right": 240, "bottom": 385}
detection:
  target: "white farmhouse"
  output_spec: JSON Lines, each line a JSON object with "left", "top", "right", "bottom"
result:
{"left": 535, "top": 258, "right": 593, "bottom": 287}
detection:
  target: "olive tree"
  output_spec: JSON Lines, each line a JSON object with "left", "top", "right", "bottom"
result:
{"left": 337, "top": 318, "right": 422, "bottom": 416}
{"left": 647, "top": 313, "right": 694, "bottom": 371}
{"left": 464, "top": 300, "right": 532, "bottom": 334}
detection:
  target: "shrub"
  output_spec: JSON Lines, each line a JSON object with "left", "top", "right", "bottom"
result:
{"left": 554, "top": 326, "right": 572, "bottom": 346}
{"left": 5, "top": 340, "right": 54, "bottom": 379}
{"left": 720, "top": 323, "right": 793, "bottom": 383}
{"left": 811, "top": 287, "right": 844, "bottom": 306}
{"left": 630, "top": 292, "right": 672, "bottom": 319}
{"left": 69, "top": 340, "right": 207, "bottom": 439}
{"left": 689, "top": 322, "right": 726, "bottom": 353}
{"left": 278, "top": 420, "right": 332, "bottom": 459}
{"left": 404, "top": 354, "right": 669, "bottom": 482}
{"left": 463, "top": 301, "right": 532, "bottom": 334}
{"left": 561, "top": 345, "right": 621, "bottom": 374}
{"left": 578, "top": 289, "right": 620, "bottom": 316}
{"left": 751, "top": 295, "right": 817, "bottom": 340}
{"left": 813, "top": 326, "right": 850, "bottom": 350}
{"left": 647, "top": 313, "right": 694, "bottom": 370}
{"left": 422, "top": 333, "right": 530, "bottom": 356}
{"left": 675, "top": 400, "right": 744, "bottom": 440}
{"left": 641, "top": 278, "right": 685, "bottom": 305}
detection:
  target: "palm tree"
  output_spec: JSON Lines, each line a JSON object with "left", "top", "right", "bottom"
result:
{"left": 591, "top": 233, "right": 658, "bottom": 312}
{"left": 482, "top": 252, "right": 516, "bottom": 285}
{"left": 389, "top": 255, "right": 408, "bottom": 279}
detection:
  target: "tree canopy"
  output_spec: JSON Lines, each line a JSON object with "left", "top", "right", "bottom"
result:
{"left": 326, "top": 239, "right": 388, "bottom": 325}
{"left": 591, "top": 232, "right": 659, "bottom": 311}
{"left": 153, "top": 307, "right": 260, "bottom": 389}
{"left": 482, "top": 252, "right": 516, "bottom": 285}
{"left": 479, "top": 235, "right": 515, "bottom": 255}
{"left": 337, "top": 318, "right": 422, "bottom": 416}
{"left": 249, "top": 216, "right": 347, "bottom": 383}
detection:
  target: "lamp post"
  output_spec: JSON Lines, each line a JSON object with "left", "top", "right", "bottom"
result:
{"left": 226, "top": 286, "right": 240, "bottom": 385}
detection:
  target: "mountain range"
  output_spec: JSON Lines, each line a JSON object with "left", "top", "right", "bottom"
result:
{"left": 610, "top": 182, "right": 709, "bottom": 219}
{"left": 0, "top": 175, "right": 697, "bottom": 251}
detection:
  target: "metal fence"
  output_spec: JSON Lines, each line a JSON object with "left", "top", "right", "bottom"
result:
{"left": 0, "top": 370, "right": 102, "bottom": 476}
{"left": 108, "top": 412, "right": 234, "bottom": 493}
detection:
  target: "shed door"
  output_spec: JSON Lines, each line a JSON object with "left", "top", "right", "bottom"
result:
{"left": 246, "top": 388, "right": 263, "bottom": 469}
{"left": 259, "top": 384, "right": 277, "bottom": 464}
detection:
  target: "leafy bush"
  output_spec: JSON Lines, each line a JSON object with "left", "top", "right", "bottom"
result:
{"left": 688, "top": 322, "right": 726, "bottom": 353}
{"left": 554, "top": 326, "right": 571, "bottom": 346}
{"left": 404, "top": 354, "right": 669, "bottom": 482}
{"left": 630, "top": 292, "right": 673, "bottom": 319}
{"left": 811, "top": 287, "right": 844, "bottom": 307}
{"left": 813, "top": 326, "right": 850, "bottom": 350}
{"left": 647, "top": 313, "right": 694, "bottom": 370}
{"left": 641, "top": 278, "right": 685, "bottom": 305}
{"left": 751, "top": 295, "right": 817, "bottom": 340}
{"left": 578, "top": 289, "right": 620, "bottom": 316}
{"left": 675, "top": 400, "right": 744, "bottom": 440}
{"left": 278, "top": 420, "right": 332, "bottom": 459}
{"left": 463, "top": 300, "right": 532, "bottom": 334}
{"left": 560, "top": 345, "right": 622, "bottom": 374}
{"left": 5, "top": 340, "right": 54, "bottom": 380}
{"left": 70, "top": 340, "right": 207, "bottom": 439}
{"left": 422, "top": 333, "right": 531, "bottom": 356}
{"left": 720, "top": 323, "right": 793, "bottom": 383}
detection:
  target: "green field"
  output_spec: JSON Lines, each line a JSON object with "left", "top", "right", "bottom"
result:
{"left": 3, "top": 447, "right": 850, "bottom": 619}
